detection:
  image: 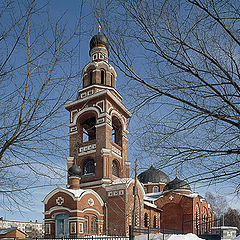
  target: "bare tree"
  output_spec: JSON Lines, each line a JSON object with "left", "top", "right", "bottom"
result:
{"left": 0, "top": 0, "right": 84, "bottom": 210}
{"left": 94, "top": 0, "right": 240, "bottom": 191}
{"left": 205, "top": 192, "right": 229, "bottom": 219}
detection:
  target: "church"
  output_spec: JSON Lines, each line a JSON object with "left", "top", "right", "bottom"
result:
{"left": 43, "top": 31, "right": 213, "bottom": 238}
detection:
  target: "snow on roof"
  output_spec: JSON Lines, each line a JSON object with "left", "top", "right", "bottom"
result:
{"left": 111, "top": 178, "right": 132, "bottom": 185}
{"left": 144, "top": 192, "right": 199, "bottom": 202}
{"left": 0, "top": 228, "right": 16, "bottom": 234}
{"left": 144, "top": 192, "right": 164, "bottom": 201}
{"left": 64, "top": 188, "right": 86, "bottom": 198}
{"left": 144, "top": 201, "right": 158, "bottom": 209}
{"left": 187, "top": 193, "right": 199, "bottom": 198}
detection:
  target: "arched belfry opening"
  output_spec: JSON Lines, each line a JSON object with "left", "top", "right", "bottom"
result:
{"left": 112, "top": 116, "right": 122, "bottom": 147}
{"left": 83, "top": 158, "right": 95, "bottom": 175}
{"left": 112, "top": 159, "right": 120, "bottom": 177}
{"left": 101, "top": 69, "right": 105, "bottom": 84}
{"left": 89, "top": 70, "right": 93, "bottom": 85}
{"left": 79, "top": 117, "right": 96, "bottom": 143}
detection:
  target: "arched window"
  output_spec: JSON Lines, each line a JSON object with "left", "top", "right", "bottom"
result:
{"left": 153, "top": 186, "right": 159, "bottom": 193}
{"left": 144, "top": 186, "right": 148, "bottom": 193}
{"left": 89, "top": 71, "right": 93, "bottom": 85}
{"left": 101, "top": 70, "right": 105, "bottom": 84}
{"left": 91, "top": 216, "right": 98, "bottom": 235}
{"left": 144, "top": 213, "right": 148, "bottom": 227}
{"left": 112, "top": 160, "right": 119, "bottom": 177}
{"left": 82, "top": 117, "right": 96, "bottom": 142}
{"left": 153, "top": 216, "right": 157, "bottom": 228}
{"left": 83, "top": 159, "right": 95, "bottom": 175}
{"left": 84, "top": 216, "right": 89, "bottom": 234}
{"left": 195, "top": 205, "right": 200, "bottom": 235}
{"left": 112, "top": 116, "right": 122, "bottom": 146}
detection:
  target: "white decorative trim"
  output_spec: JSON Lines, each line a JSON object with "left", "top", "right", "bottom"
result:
{"left": 43, "top": 188, "right": 104, "bottom": 206}
{"left": 45, "top": 224, "right": 51, "bottom": 234}
{"left": 88, "top": 198, "right": 94, "bottom": 207}
{"left": 71, "top": 107, "right": 101, "bottom": 126}
{"left": 78, "top": 144, "right": 96, "bottom": 156}
{"left": 70, "top": 222, "right": 76, "bottom": 234}
{"left": 80, "top": 179, "right": 111, "bottom": 188}
{"left": 96, "top": 100, "right": 105, "bottom": 113}
{"left": 82, "top": 62, "right": 117, "bottom": 78}
{"left": 70, "top": 110, "right": 78, "bottom": 123}
{"left": 44, "top": 220, "right": 55, "bottom": 224}
{"left": 65, "top": 89, "right": 131, "bottom": 120}
{"left": 45, "top": 206, "right": 104, "bottom": 217}
{"left": 108, "top": 190, "right": 124, "bottom": 197}
{"left": 97, "top": 118, "right": 105, "bottom": 124}
{"left": 69, "top": 126, "right": 78, "bottom": 135}
{"left": 101, "top": 148, "right": 111, "bottom": 156}
{"left": 56, "top": 197, "right": 64, "bottom": 206}
{"left": 112, "top": 145, "right": 122, "bottom": 157}
{"left": 69, "top": 216, "right": 85, "bottom": 220}
{"left": 95, "top": 122, "right": 112, "bottom": 129}
{"left": 79, "top": 223, "right": 84, "bottom": 233}
{"left": 67, "top": 156, "right": 74, "bottom": 163}
{"left": 110, "top": 109, "right": 127, "bottom": 131}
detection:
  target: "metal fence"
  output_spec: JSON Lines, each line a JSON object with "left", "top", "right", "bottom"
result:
{"left": 13, "top": 237, "right": 129, "bottom": 240}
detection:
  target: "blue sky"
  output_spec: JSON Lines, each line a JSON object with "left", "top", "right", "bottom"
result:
{"left": 0, "top": 0, "right": 239, "bottom": 222}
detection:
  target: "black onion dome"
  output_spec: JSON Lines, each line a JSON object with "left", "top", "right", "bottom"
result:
{"left": 138, "top": 166, "right": 170, "bottom": 184}
{"left": 90, "top": 33, "right": 109, "bottom": 52}
{"left": 68, "top": 164, "right": 81, "bottom": 177}
{"left": 163, "top": 177, "right": 191, "bottom": 192}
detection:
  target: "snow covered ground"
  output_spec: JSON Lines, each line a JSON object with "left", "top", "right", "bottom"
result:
{"left": 168, "top": 233, "right": 203, "bottom": 239}
{"left": 233, "top": 236, "right": 240, "bottom": 240}
{"left": 135, "top": 233, "right": 202, "bottom": 240}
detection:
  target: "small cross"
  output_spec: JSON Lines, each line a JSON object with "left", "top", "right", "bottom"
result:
{"left": 169, "top": 195, "right": 174, "bottom": 201}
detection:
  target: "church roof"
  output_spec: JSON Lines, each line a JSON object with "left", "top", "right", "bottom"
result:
{"left": 68, "top": 164, "right": 81, "bottom": 177}
{"left": 89, "top": 33, "right": 109, "bottom": 53}
{"left": 138, "top": 166, "right": 170, "bottom": 184}
{"left": 163, "top": 177, "right": 191, "bottom": 192}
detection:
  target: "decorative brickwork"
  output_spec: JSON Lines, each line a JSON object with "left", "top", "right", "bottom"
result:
{"left": 44, "top": 31, "right": 212, "bottom": 238}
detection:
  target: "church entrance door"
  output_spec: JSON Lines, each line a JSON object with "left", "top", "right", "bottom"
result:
{"left": 55, "top": 213, "right": 69, "bottom": 238}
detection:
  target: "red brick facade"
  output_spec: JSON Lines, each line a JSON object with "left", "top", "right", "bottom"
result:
{"left": 43, "top": 32, "right": 212, "bottom": 237}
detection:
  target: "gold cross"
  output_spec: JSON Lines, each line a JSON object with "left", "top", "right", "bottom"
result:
{"left": 97, "top": 13, "right": 102, "bottom": 33}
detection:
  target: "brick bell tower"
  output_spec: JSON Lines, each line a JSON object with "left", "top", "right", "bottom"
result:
{"left": 65, "top": 31, "right": 132, "bottom": 189}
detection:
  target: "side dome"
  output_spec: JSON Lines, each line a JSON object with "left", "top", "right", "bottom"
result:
{"left": 68, "top": 164, "right": 81, "bottom": 177}
{"left": 163, "top": 177, "right": 191, "bottom": 192}
{"left": 90, "top": 33, "right": 109, "bottom": 53}
{"left": 138, "top": 166, "right": 170, "bottom": 184}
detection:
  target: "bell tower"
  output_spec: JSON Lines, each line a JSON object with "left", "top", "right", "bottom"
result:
{"left": 65, "top": 32, "right": 132, "bottom": 188}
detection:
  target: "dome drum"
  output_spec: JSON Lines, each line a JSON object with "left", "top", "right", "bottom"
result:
{"left": 90, "top": 47, "right": 108, "bottom": 62}
{"left": 82, "top": 63, "right": 116, "bottom": 88}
